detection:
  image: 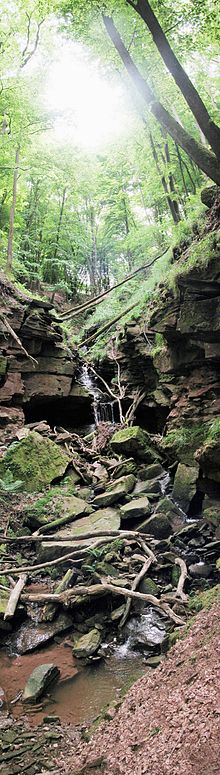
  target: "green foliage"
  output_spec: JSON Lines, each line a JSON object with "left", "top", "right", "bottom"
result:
{"left": 0, "top": 469, "right": 23, "bottom": 493}
{"left": 188, "top": 585, "right": 220, "bottom": 613}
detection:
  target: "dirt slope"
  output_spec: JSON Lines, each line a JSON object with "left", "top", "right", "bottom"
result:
{"left": 63, "top": 602, "right": 220, "bottom": 775}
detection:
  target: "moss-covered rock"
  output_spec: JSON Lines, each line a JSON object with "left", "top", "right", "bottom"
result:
{"left": 111, "top": 426, "right": 159, "bottom": 463}
{"left": 139, "top": 577, "right": 159, "bottom": 596}
{"left": 120, "top": 496, "right": 151, "bottom": 521}
{"left": 172, "top": 463, "right": 199, "bottom": 513}
{"left": 92, "top": 474, "right": 136, "bottom": 507}
{"left": 0, "top": 431, "right": 70, "bottom": 492}
{"left": 195, "top": 439, "right": 220, "bottom": 482}
{"left": 138, "top": 513, "right": 172, "bottom": 539}
{"left": 72, "top": 628, "right": 101, "bottom": 658}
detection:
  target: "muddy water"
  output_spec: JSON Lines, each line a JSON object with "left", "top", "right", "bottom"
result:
{"left": 0, "top": 642, "right": 146, "bottom": 727}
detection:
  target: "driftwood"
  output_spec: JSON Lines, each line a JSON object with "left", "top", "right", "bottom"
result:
{"left": 119, "top": 554, "right": 152, "bottom": 628}
{"left": 4, "top": 573, "right": 27, "bottom": 620}
{"left": 175, "top": 557, "right": 188, "bottom": 601}
{"left": 21, "top": 581, "right": 185, "bottom": 625}
{"left": 0, "top": 529, "right": 157, "bottom": 544}
{"left": 2, "top": 534, "right": 156, "bottom": 576}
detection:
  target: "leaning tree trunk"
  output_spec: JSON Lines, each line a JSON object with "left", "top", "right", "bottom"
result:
{"left": 54, "top": 186, "right": 67, "bottom": 262}
{"left": 102, "top": 16, "right": 220, "bottom": 186}
{"left": 127, "top": 0, "right": 220, "bottom": 159}
{"left": 6, "top": 146, "right": 20, "bottom": 271}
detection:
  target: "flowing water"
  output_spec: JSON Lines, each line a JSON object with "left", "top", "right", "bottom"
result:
{"left": 79, "top": 363, "right": 117, "bottom": 424}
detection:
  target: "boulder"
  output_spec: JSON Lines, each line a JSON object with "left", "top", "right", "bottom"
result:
{"left": 38, "top": 507, "right": 120, "bottom": 562}
{"left": 123, "top": 610, "right": 166, "bottom": 650}
{"left": 0, "top": 431, "right": 70, "bottom": 492}
{"left": 72, "top": 628, "right": 101, "bottom": 658}
{"left": 139, "top": 463, "right": 164, "bottom": 480}
{"left": 201, "top": 185, "right": 220, "bottom": 208}
{"left": 26, "top": 493, "right": 89, "bottom": 529}
{"left": 188, "top": 562, "right": 213, "bottom": 578}
{"left": 92, "top": 474, "right": 136, "bottom": 507}
{"left": 195, "top": 440, "right": 220, "bottom": 483}
{"left": 23, "top": 664, "right": 60, "bottom": 703}
{"left": 138, "top": 513, "right": 172, "bottom": 539}
{"left": 111, "top": 426, "right": 159, "bottom": 462}
{"left": 120, "top": 496, "right": 151, "bottom": 521}
{"left": 154, "top": 496, "right": 185, "bottom": 532}
{"left": 202, "top": 496, "right": 220, "bottom": 528}
{"left": 172, "top": 463, "right": 199, "bottom": 513}
{"left": 10, "top": 613, "right": 73, "bottom": 654}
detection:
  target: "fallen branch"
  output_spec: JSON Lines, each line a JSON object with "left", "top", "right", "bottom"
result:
{"left": 0, "top": 529, "right": 156, "bottom": 544}
{"left": 0, "top": 314, "right": 38, "bottom": 365}
{"left": 4, "top": 573, "right": 27, "bottom": 620}
{"left": 21, "top": 581, "right": 185, "bottom": 625}
{"left": 59, "top": 246, "right": 169, "bottom": 320}
{"left": 80, "top": 303, "right": 137, "bottom": 348}
{"left": 119, "top": 554, "right": 152, "bottom": 628}
{"left": 175, "top": 557, "right": 188, "bottom": 601}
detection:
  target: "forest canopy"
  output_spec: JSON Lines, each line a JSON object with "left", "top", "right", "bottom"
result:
{"left": 0, "top": 0, "right": 219, "bottom": 342}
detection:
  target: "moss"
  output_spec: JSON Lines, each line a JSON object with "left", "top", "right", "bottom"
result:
{"left": 0, "top": 357, "right": 7, "bottom": 375}
{"left": 161, "top": 425, "right": 206, "bottom": 464}
{"left": 168, "top": 229, "right": 220, "bottom": 294}
{"left": 0, "top": 432, "right": 69, "bottom": 493}
{"left": 188, "top": 584, "right": 220, "bottom": 613}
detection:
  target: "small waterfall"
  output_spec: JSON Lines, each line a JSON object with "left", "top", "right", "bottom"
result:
{"left": 79, "top": 364, "right": 116, "bottom": 426}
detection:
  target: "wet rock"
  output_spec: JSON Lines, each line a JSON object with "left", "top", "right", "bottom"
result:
{"left": 172, "top": 463, "right": 199, "bottom": 513}
{"left": 72, "top": 628, "right": 101, "bottom": 658}
{"left": 145, "top": 655, "right": 163, "bottom": 667}
{"left": 138, "top": 513, "right": 172, "bottom": 539}
{"left": 92, "top": 474, "right": 136, "bottom": 507}
{"left": 124, "top": 610, "right": 166, "bottom": 651}
{"left": 111, "top": 426, "right": 159, "bottom": 463}
{"left": 23, "top": 663, "right": 60, "bottom": 703}
{"left": 0, "top": 431, "right": 70, "bottom": 492}
{"left": 120, "top": 496, "right": 151, "bottom": 521}
{"left": 9, "top": 613, "right": 73, "bottom": 654}
{"left": 189, "top": 563, "right": 213, "bottom": 578}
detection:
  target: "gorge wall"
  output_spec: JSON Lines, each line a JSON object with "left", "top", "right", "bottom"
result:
{"left": 0, "top": 274, "right": 92, "bottom": 443}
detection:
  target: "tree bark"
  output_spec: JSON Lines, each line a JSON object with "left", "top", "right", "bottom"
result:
{"left": 102, "top": 16, "right": 220, "bottom": 186}
{"left": 127, "top": 0, "right": 220, "bottom": 159}
{"left": 149, "top": 132, "right": 180, "bottom": 223}
{"left": 6, "top": 146, "right": 20, "bottom": 271}
{"left": 54, "top": 186, "right": 67, "bottom": 262}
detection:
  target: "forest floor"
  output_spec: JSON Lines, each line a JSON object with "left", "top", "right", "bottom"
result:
{"left": 58, "top": 601, "right": 220, "bottom": 775}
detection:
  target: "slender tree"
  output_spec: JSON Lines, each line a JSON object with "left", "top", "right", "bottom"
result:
{"left": 127, "top": 0, "right": 220, "bottom": 159}
{"left": 6, "top": 146, "right": 20, "bottom": 271}
{"left": 102, "top": 16, "right": 220, "bottom": 186}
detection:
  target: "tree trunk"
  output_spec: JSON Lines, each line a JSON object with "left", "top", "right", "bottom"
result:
{"left": 149, "top": 131, "right": 180, "bottom": 223}
{"left": 54, "top": 186, "right": 67, "bottom": 261}
{"left": 6, "top": 146, "right": 20, "bottom": 271}
{"left": 102, "top": 16, "right": 220, "bottom": 186}
{"left": 127, "top": 0, "right": 220, "bottom": 159}
{"left": 164, "top": 140, "right": 181, "bottom": 222}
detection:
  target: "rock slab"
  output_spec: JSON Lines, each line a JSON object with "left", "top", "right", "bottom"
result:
{"left": 23, "top": 663, "right": 60, "bottom": 703}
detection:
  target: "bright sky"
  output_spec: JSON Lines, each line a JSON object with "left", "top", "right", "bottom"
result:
{"left": 44, "top": 41, "right": 134, "bottom": 150}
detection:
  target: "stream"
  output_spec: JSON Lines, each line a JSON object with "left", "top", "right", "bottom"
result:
{"left": 0, "top": 363, "right": 206, "bottom": 733}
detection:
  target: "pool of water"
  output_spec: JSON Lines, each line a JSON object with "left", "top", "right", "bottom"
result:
{"left": 0, "top": 641, "right": 146, "bottom": 727}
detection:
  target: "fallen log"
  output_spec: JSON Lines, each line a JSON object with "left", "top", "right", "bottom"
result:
{"left": 21, "top": 580, "right": 185, "bottom": 625}
{"left": 4, "top": 573, "right": 27, "bottom": 620}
